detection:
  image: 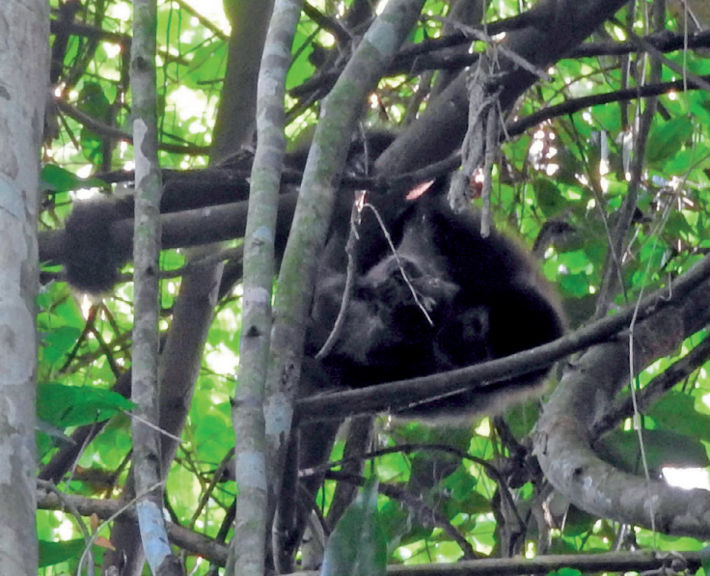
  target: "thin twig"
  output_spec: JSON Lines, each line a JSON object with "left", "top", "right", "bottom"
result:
{"left": 316, "top": 199, "right": 362, "bottom": 359}
{"left": 363, "top": 202, "right": 434, "bottom": 326}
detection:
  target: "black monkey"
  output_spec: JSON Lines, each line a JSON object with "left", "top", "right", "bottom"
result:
{"left": 60, "top": 167, "right": 565, "bottom": 570}
{"left": 285, "top": 182, "right": 565, "bottom": 566}
{"left": 306, "top": 182, "right": 565, "bottom": 420}
{"left": 62, "top": 200, "right": 133, "bottom": 294}
{"left": 59, "top": 172, "right": 564, "bottom": 417}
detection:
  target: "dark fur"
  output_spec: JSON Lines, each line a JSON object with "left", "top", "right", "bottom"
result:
{"left": 62, "top": 178, "right": 564, "bottom": 412}
{"left": 62, "top": 172, "right": 565, "bottom": 568}
{"left": 62, "top": 201, "right": 132, "bottom": 293}
{"left": 306, "top": 190, "right": 565, "bottom": 420}
{"left": 286, "top": 186, "right": 565, "bottom": 564}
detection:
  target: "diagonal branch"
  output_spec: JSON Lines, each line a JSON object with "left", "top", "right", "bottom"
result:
{"left": 297, "top": 255, "right": 710, "bottom": 421}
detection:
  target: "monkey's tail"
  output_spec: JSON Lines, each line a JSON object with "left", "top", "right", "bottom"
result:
{"left": 63, "top": 200, "right": 131, "bottom": 294}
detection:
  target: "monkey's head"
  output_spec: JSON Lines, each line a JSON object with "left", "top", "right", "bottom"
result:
{"left": 309, "top": 253, "right": 459, "bottom": 380}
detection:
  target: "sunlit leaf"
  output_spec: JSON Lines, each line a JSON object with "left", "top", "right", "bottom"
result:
{"left": 38, "top": 382, "right": 134, "bottom": 428}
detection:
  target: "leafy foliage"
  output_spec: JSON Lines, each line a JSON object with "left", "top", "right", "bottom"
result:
{"left": 35, "top": 0, "right": 710, "bottom": 574}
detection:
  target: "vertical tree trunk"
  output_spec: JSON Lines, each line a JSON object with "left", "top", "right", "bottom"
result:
{"left": 0, "top": 1, "right": 48, "bottom": 574}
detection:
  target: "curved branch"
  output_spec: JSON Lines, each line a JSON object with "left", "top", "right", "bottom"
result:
{"left": 534, "top": 270, "right": 710, "bottom": 537}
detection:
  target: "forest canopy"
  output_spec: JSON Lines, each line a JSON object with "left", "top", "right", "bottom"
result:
{"left": 18, "top": 0, "right": 710, "bottom": 574}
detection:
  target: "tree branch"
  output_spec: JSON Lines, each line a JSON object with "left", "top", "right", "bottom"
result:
{"left": 535, "top": 265, "right": 710, "bottom": 537}
{"left": 297, "top": 255, "right": 710, "bottom": 421}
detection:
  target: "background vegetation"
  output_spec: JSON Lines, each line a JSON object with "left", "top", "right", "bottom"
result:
{"left": 28, "top": 0, "right": 710, "bottom": 574}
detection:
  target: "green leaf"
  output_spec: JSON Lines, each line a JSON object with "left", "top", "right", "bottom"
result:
{"left": 37, "top": 382, "right": 134, "bottom": 428}
{"left": 649, "top": 391, "right": 710, "bottom": 443}
{"left": 40, "top": 165, "right": 105, "bottom": 194}
{"left": 408, "top": 453, "right": 458, "bottom": 492}
{"left": 646, "top": 116, "right": 693, "bottom": 166}
{"left": 377, "top": 500, "right": 409, "bottom": 553}
{"left": 39, "top": 538, "right": 86, "bottom": 568}
{"left": 557, "top": 250, "right": 592, "bottom": 274}
{"left": 559, "top": 272, "right": 592, "bottom": 298}
{"left": 80, "top": 126, "right": 105, "bottom": 165}
{"left": 665, "top": 211, "right": 694, "bottom": 237}
{"left": 552, "top": 147, "right": 583, "bottom": 186}
{"left": 185, "top": 42, "right": 227, "bottom": 88}
{"left": 396, "top": 423, "right": 472, "bottom": 451}
{"left": 78, "top": 82, "right": 111, "bottom": 120}
{"left": 533, "top": 177, "right": 566, "bottom": 217}
{"left": 550, "top": 569, "right": 583, "bottom": 576}
{"left": 40, "top": 325, "right": 82, "bottom": 364}
{"left": 287, "top": 28, "right": 317, "bottom": 90}
{"left": 504, "top": 399, "right": 541, "bottom": 438}
{"left": 559, "top": 505, "right": 597, "bottom": 537}
{"left": 320, "top": 480, "right": 386, "bottom": 576}
{"left": 443, "top": 484, "right": 490, "bottom": 516}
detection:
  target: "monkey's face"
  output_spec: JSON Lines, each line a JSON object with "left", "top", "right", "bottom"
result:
{"left": 309, "top": 254, "right": 458, "bottom": 378}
